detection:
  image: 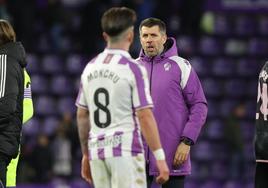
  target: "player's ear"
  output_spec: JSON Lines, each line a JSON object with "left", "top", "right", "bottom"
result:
{"left": 103, "top": 32, "right": 109, "bottom": 42}
{"left": 125, "top": 28, "right": 134, "bottom": 44}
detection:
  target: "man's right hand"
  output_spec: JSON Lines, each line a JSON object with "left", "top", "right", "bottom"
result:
{"left": 81, "top": 154, "right": 92, "bottom": 184}
{"left": 155, "top": 160, "right": 169, "bottom": 184}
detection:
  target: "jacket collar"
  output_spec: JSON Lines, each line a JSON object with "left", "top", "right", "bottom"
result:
{"left": 139, "top": 37, "right": 178, "bottom": 63}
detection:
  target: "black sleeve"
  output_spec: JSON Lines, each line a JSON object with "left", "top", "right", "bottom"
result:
{"left": 0, "top": 55, "right": 20, "bottom": 118}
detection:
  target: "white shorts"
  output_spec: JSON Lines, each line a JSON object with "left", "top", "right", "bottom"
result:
{"left": 90, "top": 153, "right": 147, "bottom": 188}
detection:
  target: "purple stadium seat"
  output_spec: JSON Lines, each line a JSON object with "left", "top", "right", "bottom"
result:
{"left": 212, "top": 58, "right": 234, "bottom": 77}
{"left": 50, "top": 75, "right": 73, "bottom": 95}
{"left": 26, "top": 54, "right": 40, "bottom": 74}
{"left": 42, "top": 54, "right": 63, "bottom": 74}
{"left": 185, "top": 180, "right": 199, "bottom": 188}
{"left": 31, "top": 74, "right": 49, "bottom": 94}
{"left": 199, "top": 37, "right": 221, "bottom": 55}
{"left": 224, "top": 79, "right": 246, "bottom": 97}
{"left": 71, "top": 178, "right": 93, "bottom": 188}
{"left": 35, "top": 96, "right": 57, "bottom": 116}
{"left": 200, "top": 181, "right": 222, "bottom": 188}
{"left": 42, "top": 117, "right": 60, "bottom": 136}
{"left": 202, "top": 78, "right": 223, "bottom": 98}
{"left": 214, "top": 14, "right": 231, "bottom": 35}
{"left": 206, "top": 119, "right": 224, "bottom": 140}
{"left": 58, "top": 97, "right": 76, "bottom": 115}
{"left": 176, "top": 36, "right": 195, "bottom": 55}
{"left": 66, "top": 54, "right": 85, "bottom": 75}
{"left": 189, "top": 57, "right": 209, "bottom": 76}
{"left": 224, "top": 181, "right": 243, "bottom": 188}
{"left": 237, "top": 59, "right": 259, "bottom": 77}
{"left": 22, "top": 117, "right": 41, "bottom": 136}
{"left": 258, "top": 16, "right": 268, "bottom": 35}
{"left": 248, "top": 38, "right": 268, "bottom": 56}
{"left": 235, "top": 16, "right": 256, "bottom": 36}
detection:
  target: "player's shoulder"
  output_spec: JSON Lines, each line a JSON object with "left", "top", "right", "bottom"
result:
{"left": 169, "top": 55, "right": 190, "bottom": 66}
{"left": 168, "top": 55, "right": 191, "bottom": 72}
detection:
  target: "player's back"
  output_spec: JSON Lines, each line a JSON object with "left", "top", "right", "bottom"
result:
{"left": 78, "top": 49, "right": 152, "bottom": 160}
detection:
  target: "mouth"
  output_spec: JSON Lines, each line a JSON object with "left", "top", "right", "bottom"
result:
{"left": 146, "top": 46, "right": 155, "bottom": 51}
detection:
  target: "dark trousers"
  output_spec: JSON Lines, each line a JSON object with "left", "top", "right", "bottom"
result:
{"left": 255, "top": 162, "right": 268, "bottom": 188}
{"left": 0, "top": 153, "right": 12, "bottom": 188}
{"left": 147, "top": 175, "right": 185, "bottom": 188}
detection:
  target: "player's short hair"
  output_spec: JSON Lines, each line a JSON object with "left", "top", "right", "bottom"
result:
{"left": 101, "top": 7, "right": 136, "bottom": 37}
{"left": 139, "top": 17, "right": 166, "bottom": 34}
{"left": 0, "top": 19, "right": 16, "bottom": 46}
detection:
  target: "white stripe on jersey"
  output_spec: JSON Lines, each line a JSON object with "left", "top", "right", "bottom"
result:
{"left": 169, "top": 56, "right": 191, "bottom": 89}
{"left": 0, "top": 55, "right": 7, "bottom": 98}
{"left": 139, "top": 65, "right": 153, "bottom": 106}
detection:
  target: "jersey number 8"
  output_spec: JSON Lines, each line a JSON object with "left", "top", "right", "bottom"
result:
{"left": 94, "top": 88, "right": 111, "bottom": 128}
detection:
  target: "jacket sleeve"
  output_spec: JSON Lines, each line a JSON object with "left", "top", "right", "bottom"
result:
{"left": 0, "top": 55, "right": 19, "bottom": 118}
{"left": 181, "top": 67, "right": 208, "bottom": 143}
{"left": 23, "top": 69, "right": 34, "bottom": 124}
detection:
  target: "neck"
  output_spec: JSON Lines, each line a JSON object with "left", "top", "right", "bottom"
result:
{"left": 107, "top": 41, "right": 130, "bottom": 51}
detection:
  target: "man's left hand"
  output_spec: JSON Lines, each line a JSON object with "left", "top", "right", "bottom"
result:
{"left": 173, "top": 142, "right": 190, "bottom": 166}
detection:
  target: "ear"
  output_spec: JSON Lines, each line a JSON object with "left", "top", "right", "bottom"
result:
{"left": 162, "top": 34, "right": 167, "bottom": 44}
{"left": 127, "top": 29, "right": 134, "bottom": 43}
{"left": 103, "top": 32, "right": 109, "bottom": 42}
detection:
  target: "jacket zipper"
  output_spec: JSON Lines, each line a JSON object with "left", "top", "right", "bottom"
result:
{"left": 149, "top": 58, "right": 154, "bottom": 93}
{"left": 147, "top": 58, "right": 154, "bottom": 166}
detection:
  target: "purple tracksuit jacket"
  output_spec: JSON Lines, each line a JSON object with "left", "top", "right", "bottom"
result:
{"left": 137, "top": 38, "right": 208, "bottom": 176}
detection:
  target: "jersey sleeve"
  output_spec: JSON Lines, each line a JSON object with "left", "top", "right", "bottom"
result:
{"left": 23, "top": 69, "right": 34, "bottom": 124}
{"left": 75, "top": 80, "right": 88, "bottom": 110}
{"left": 129, "top": 62, "right": 153, "bottom": 110}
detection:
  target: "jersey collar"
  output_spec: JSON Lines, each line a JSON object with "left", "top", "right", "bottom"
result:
{"left": 104, "top": 48, "right": 131, "bottom": 58}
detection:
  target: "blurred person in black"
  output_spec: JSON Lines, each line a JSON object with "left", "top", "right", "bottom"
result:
{"left": 255, "top": 61, "right": 268, "bottom": 188}
{"left": 0, "top": 19, "right": 26, "bottom": 187}
{"left": 224, "top": 103, "right": 245, "bottom": 180}
{"left": 31, "top": 134, "right": 53, "bottom": 183}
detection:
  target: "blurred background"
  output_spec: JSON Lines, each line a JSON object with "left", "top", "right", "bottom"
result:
{"left": 1, "top": 0, "right": 267, "bottom": 187}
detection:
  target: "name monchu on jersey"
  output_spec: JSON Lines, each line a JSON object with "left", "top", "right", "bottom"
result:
{"left": 87, "top": 69, "right": 120, "bottom": 83}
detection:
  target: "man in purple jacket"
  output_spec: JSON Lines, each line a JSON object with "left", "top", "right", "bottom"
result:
{"left": 137, "top": 18, "right": 208, "bottom": 188}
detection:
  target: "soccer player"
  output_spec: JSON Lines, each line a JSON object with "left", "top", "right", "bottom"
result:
{"left": 137, "top": 18, "right": 208, "bottom": 188}
{"left": 255, "top": 61, "right": 268, "bottom": 188}
{"left": 76, "top": 7, "right": 169, "bottom": 188}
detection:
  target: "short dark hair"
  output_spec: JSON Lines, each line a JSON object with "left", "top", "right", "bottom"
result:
{"left": 139, "top": 18, "right": 166, "bottom": 34}
{"left": 101, "top": 7, "right": 136, "bottom": 37}
{"left": 0, "top": 19, "right": 16, "bottom": 46}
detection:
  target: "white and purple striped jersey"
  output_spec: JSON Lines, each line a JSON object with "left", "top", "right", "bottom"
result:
{"left": 76, "top": 49, "right": 153, "bottom": 160}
